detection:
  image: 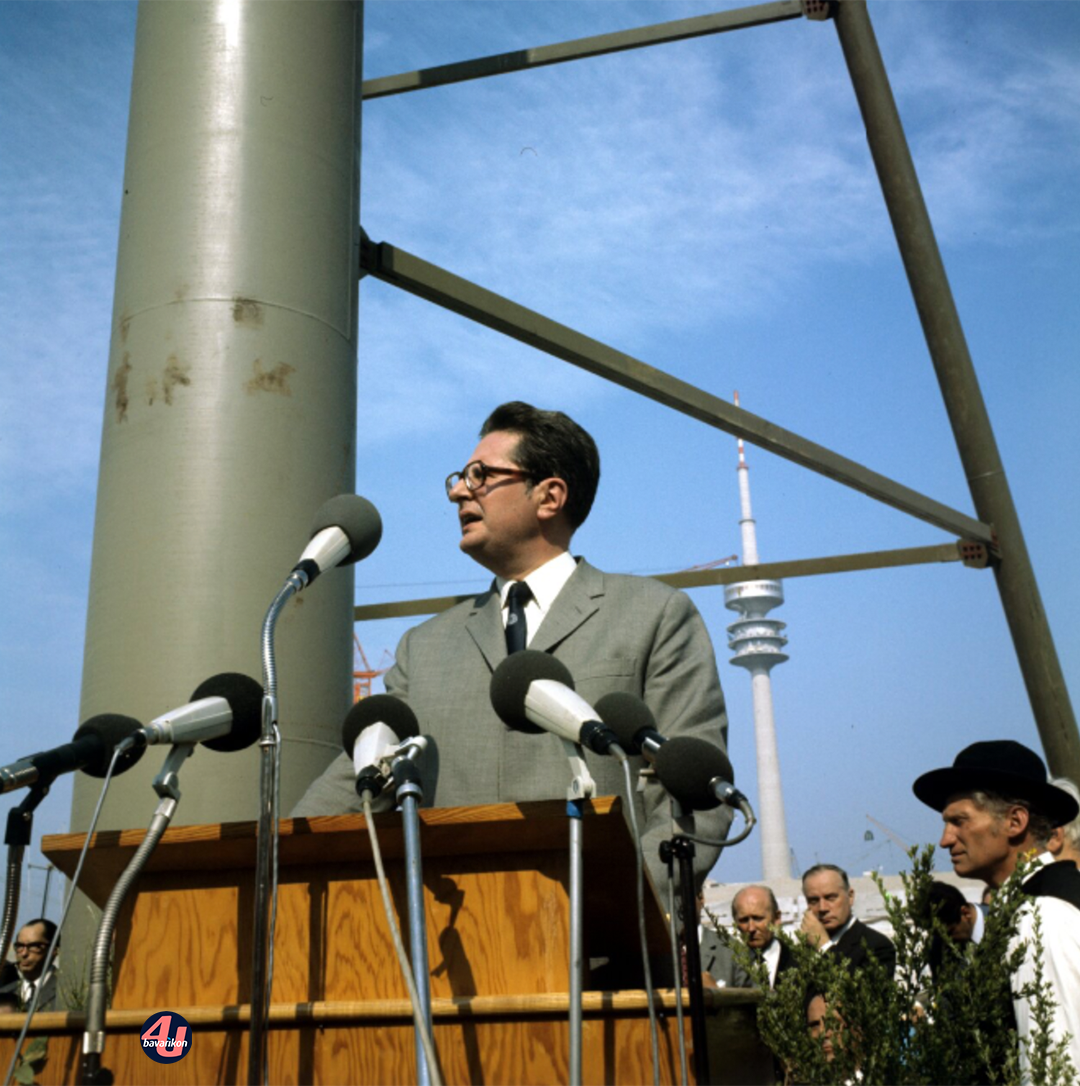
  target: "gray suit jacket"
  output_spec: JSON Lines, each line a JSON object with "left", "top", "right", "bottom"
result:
{"left": 699, "top": 926, "right": 742, "bottom": 987}
{"left": 293, "top": 558, "right": 732, "bottom": 890}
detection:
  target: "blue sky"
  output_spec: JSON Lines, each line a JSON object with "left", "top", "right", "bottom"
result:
{"left": 2, "top": 1, "right": 1078, "bottom": 908}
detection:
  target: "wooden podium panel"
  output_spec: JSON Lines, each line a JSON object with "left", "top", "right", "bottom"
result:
{"left": 0, "top": 799, "right": 778, "bottom": 1083}
{"left": 0, "top": 990, "right": 775, "bottom": 1085}
{"left": 41, "top": 798, "right": 666, "bottom": 1008}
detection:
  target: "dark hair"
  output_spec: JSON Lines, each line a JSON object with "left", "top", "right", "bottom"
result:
{"left": 802, "top": 863, "right": 850, "bottom": 890}
{"left": 926, "top": 881, "right": 966, "bottom": 928}
{"left": 480, "top": 402, "right": 600, "bottom": 530}
{"left": 20, "top": 918, "right": 58, "bottom": 946}
{"left": 804, "top": 985, "right": 828, "bottom": 1015}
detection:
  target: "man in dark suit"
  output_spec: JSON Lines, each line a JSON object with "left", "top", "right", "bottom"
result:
{"left": 730, "top": 885, "right": 796, "bottom": 989}
{"left": 0, "top": 918, "right": 60, "bottom": 1011}
{"left": 700, "top": 885, "right": 796, "bottom": 989}
{"left": 294, "top": 402, "right": 732, "bottom": 892}
{"left": 801, "top": 864, "right": 896, "bottom": 975}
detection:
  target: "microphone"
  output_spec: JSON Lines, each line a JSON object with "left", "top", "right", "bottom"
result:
{"left": 652, "top": 736, "right": 748, "bottom": 812}
{"left": 293, "top": 494, "right": 383, "bottom": 588}
{"left": 594, "top": 692, "right": 665, "bottom": 761}
{"left": 489, "top": 651, "right": 623, "bottom": 756}
{"left": 129, "top": 673, "right": 263, "bottom": 752}
{"left": 0, "top": 714, "right": 145, "bottom": 793}
{"left": 342, "top": 694, "right": 421, "bottom": 800}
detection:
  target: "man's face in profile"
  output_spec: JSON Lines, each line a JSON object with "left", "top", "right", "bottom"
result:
{"left": 939, "top": 796, "right": 1012, "bottom": 884}
{"left": 448, "top": 431, "right": 539, "bottom": 573}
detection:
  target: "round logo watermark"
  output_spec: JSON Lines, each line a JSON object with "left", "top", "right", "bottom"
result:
{"left": 140, "top": 1011, "right": 192, "bottom": 1064}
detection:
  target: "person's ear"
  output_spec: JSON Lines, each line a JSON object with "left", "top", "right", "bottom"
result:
{"left": 1004, "top": 804, "right": 1031, "bottom": 840}
{"left": 534, "top": 476, "right": 568, "bottom": 521}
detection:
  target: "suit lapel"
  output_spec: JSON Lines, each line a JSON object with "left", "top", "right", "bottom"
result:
{"left": 464, "top": 588, "right": 505, "bottom": 672}
{"left": 776, "top": 942, "right": 795, "bottom": 984}
{"left": 529, "top": 559, "right": 603, "bottom": 654}
{"left": 462, "top": 559, "right": 604, "bottom": 666}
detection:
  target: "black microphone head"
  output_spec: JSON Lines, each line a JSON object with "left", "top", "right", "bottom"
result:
{"left": 653, "top": 736, "right": 735, "bottom": 811}
{"left": 310, "top": 494, "right": 382, "bottom": 566}
{"left": 341, "top": 694, "right": 419, "bottom": 757}
{"left": 490, "top": 650, "right": 575, "bottom": 734}
{"left": 74, "top": 714, "right": 145, "bottom": 778}
{"left": 191, "top": 673, "right": 264, "bottom": 753}
{"left": 594, "top": 692, "right": 658, "bottom": 754}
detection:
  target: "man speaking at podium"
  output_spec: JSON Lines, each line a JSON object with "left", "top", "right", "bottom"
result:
{"left": 294, "top": 401, "right": 731, "bottom": 892}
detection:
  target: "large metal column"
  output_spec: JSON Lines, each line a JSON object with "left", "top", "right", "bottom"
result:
{"left": 832, "top": 0, "right": 1079, "bottom": 777}
{"left": 72, "top": 1, "right": 363, "bottom": 837}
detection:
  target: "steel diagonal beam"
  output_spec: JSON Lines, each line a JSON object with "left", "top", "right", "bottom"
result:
{"left": 352, "top": 542, "right": 978, "bottom": 622}
{"left": 362, "top": 1, "right": 806, "bottom": 100}
{"left": 834, "top": 0, "right": 1077, "bottom": 772}
{"left": 361, "top": 239, "right": 994, "bottom": 544}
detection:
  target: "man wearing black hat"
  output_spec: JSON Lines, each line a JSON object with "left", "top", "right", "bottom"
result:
{"left": 913, "top": 739, "right": 1080, "bottom": 1074}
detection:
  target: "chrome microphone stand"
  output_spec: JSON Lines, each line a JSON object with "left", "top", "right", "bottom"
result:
{"left": 392, "top": 753, "right": 435, "bottom": 1086}
{"left": 560, "top": 738, "right": 595, "bottom": 1086}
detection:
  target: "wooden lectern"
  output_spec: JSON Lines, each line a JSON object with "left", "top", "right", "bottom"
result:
{"left": 0, "top": 798, "right": 773, "bottom": 1085}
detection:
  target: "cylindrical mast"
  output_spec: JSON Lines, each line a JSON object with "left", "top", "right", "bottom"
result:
{"left": 736, "top": 414, "right": 759, "bottom": 567}
{"left": 72, "top": 0, "right": 364, "bottom": 840}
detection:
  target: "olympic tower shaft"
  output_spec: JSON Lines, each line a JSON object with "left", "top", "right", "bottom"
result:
{"left": 725, "top": 393, "right": 792, "bottom": 881}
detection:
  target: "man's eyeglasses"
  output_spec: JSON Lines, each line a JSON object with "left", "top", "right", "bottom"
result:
{"left": 445, "top": 460, "right": 533, "bottom": 498}
{"left": 13, "top": 942, "right": 47, "bottom": 953}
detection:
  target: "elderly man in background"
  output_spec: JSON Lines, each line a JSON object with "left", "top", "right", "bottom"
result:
{"left": 729, "top": 884, "right": 794, "bottom": 990}
{"left": 1048, "top": 776, "right": 1080, "bottom": 867}
{"left": 801, "top": 863, "right": 896, "bottom": 975}
{"left": 698, "top": 885, "right": 792, "bottom": 989}
{"left": 914, "top": 739, "right": 1080, "bottom": 1076}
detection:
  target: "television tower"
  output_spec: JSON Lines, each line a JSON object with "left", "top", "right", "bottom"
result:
{"left": 724, "top": 392, "right": 792, "bottom": 881}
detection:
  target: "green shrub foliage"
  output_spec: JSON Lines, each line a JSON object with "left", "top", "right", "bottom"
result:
{"left": 713, "top": 847, "right": 1076, "bottom": 1085}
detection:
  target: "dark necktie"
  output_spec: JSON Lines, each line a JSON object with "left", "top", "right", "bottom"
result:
{"left": 505, "top": 581, "right": 532, "bottom": 655}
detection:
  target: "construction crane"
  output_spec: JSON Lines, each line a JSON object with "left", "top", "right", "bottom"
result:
{"left": 864, "top": 815, "right": 912, "bottom": 851}
{"left": 353, "top": 636, "right": 392, "bottom": 701}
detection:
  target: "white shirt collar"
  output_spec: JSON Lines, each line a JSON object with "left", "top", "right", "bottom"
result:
{"left": 1019, "top": 850, "right": 1056, "bottom": 886}
{"left": 828, "top": 914, "right": 857, "bottom": 946}
{"left": 18, "top": 966, "right": 53, "bottom": 1004}
{"left": 496, "top": 552, "right": 577, "bottom": 643}
{"left": 762, "top": 937, "right": 782, "bottom": 985}
{"left": 971, "top": 903, "right": 986, "bottom": 945}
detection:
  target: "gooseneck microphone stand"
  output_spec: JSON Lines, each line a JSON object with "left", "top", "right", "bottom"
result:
{"left": 81, "top": 743, "right": 196, "bottom": 1086}
{"left": 393, "top": 754, "right": 435, "bottom": 1086}
{"left": 248, "top": 574, "right": 299, "bottom": 1086}
{"left": 0, "top": 782, "right": 52, "bottom": 959}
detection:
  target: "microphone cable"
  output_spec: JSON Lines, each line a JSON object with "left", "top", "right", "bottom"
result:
{"left": 360, "top": 793, "right": 443, "bottom": 1086}
{"left": 617, "top": 757, "right": 661, "bottom": 1086}
{"left": 3, "top": 743, "right": 130, "bottom": 1086}
{"left": 672, "top": 815, "right": 756, "bottom": 850}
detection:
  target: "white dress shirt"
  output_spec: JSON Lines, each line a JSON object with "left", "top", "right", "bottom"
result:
{"left": 496, "top": 551, "right": 577, "bottom": 646}
{"left": 818, "top": 913, "right": 856, "bottom": 953}
{"left": 1014, "top": 852, "right": 1080, "bottom": 1081}
{"left": 761, "top": 937, "right": 783, "bottom": 988}
{"left": 970, "top": 902, "right": 986, "bottom": 945}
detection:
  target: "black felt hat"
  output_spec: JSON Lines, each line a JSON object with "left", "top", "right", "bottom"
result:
{"left": 913, "top": 740, "right": 1079, "bottom": 827}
